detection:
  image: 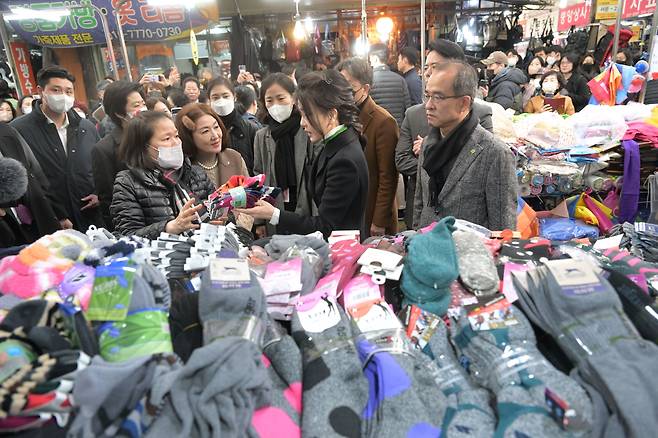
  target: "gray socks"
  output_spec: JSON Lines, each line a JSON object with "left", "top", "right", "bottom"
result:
{"left": 291, "top": 296, "right": 368, "bottom": 437}
{"left": 146, "top": 266, "right": 271, "bottom": 438}
{"left": 450, "top": 308, "right": 594, "bottom": 437}
{"left": 515, "top": 259, "right": 658, "bottom": 438}
{"left": 424, "top": 319, "right": 495, "bottom": 438}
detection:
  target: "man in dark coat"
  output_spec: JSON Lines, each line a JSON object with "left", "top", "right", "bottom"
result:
{"left": 369, "top": 43, "right": 411, "bottom": 126}
{"left": 397, "top": 47, "right": 423, "bottom": 106}
{"left": 11, "top": 65, "right": 102, "bottom": 232}
{"left": 482, "top": 51, "right": 527, "bottom": 112}
{"left": 395, "top": 39, "right": 493, "bottom": 229}
{"left": 338, "top": 57, "right": 399, "bottom": 237}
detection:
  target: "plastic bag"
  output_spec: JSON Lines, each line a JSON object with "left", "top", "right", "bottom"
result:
{"left": 481, "top": 100, "right": 517, "bottom": 143}
{"left": 567, "top": 105, "right": 628, "bottom": 147}
{"left": 515, "top": 112, "right": 576, "bottom": 150}
{"left": 539, "top": 218, "right": 599, "bottom": 241}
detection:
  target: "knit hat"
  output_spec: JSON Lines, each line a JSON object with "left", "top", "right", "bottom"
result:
{"left": 401, "top": 216, "right": 459, "bottom": 316}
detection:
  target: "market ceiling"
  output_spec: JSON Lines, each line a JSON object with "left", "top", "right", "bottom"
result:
{"left": 219, "top": 0, "right": 448, "bottom": 16}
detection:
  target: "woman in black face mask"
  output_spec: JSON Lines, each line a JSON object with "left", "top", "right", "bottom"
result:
{"left": 580, "top": 54, "right": 598, "bottom": 81}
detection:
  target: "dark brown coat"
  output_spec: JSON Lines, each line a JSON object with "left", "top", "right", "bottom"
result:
{"left": 359, "top": 96, "right": 399, "bottom": 234}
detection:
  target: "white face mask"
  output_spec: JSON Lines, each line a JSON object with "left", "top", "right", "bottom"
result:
{"left": 546, "top": 56, "right": 556, "bottom": 66}
{"left": 153, "top": 141, "right": 184, "bottom": 169}
{"left": 542, "top": 81, "right": 558, "bottom": 95}
{"left": 267, "top": 104, "right": 293, "bottom": 123}
{"left": 22, "top": 106, "right": 32, "bottom": 114}
{"left": 211, "top": 98, "right": 235, "bottom": 117}
{"left": 44, "top": 93, "right": 75, "bottom": 114}
{"left": 507, "top": 57, "right": 518, "bottom": 67}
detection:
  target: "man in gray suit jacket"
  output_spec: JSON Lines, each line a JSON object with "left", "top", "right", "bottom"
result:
{"left": 413, "top": 61, "right": 516, "bottom": 231}
{"left": 396, "top": 39, "right": 493, "bottom": 229}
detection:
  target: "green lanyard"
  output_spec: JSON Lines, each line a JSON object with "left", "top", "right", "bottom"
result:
{"left": 324, "top": 124, "right": 348, "bottom": 144}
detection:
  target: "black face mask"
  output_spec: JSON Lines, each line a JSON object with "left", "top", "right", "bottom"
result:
{"left": 581, "top": 64, "right": 594, "bottom": 73}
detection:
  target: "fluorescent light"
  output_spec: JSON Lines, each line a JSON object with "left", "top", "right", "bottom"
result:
{"left": 293, "top": 19, "right": 306, "bottom": 40}
{"left": 5, "top": 6, "right": 70, "bottom": 21}
{"left": 304, "top": 16, "right": 313, "bottom": 33}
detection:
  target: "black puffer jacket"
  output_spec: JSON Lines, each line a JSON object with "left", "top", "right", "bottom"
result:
{"left": 110, "top": 159, "right": 215, "bottom": 239}
{"left": 370, "top": 65, "right": 411, "bottom": 126}
{"left": 220, "top": 110, "right": 258, "bottom": 175}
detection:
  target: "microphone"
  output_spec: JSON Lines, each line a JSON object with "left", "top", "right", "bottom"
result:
{"left": 0, "top": 157, "right": 28, "bottom": 205}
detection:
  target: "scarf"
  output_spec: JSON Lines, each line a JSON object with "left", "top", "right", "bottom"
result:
{"left": 422, "top": 111, "right": 478, "bottom": 207}
{"left": 267, "top": 109, "right": 301, "bottom": 208}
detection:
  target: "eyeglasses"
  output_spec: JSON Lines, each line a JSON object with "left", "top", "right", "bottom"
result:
{"left": 424, "top": 92, "right": 466, "bottom": 103}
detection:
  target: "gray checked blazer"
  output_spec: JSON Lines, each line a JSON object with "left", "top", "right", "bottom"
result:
{"left": 413, "top": 124, "right": 517, "bottom": 231}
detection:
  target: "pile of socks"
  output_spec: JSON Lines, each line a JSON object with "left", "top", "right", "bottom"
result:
{"left": 343, "top": 275, "right": 446, "bottom": 437}
{"left": 452, "top": 230, "right": 499, "bottom": 297}
{"left": 261, "top": 234, "right": 332, "bottom": 321}
{"left": 0, "top": 300, "right": 96, "bottom": 433}
{"left": 148, "top": 223, "right": 245, "bottom": 279}
{"left": 290, "top": 273, "right": 369, "bottom": 437}
{"left": 451, "top": 304, "right": 594, "bottom": 438}
{"left": 206, "top": 174, "right": 281, "bottom": 219}
{"left": 0, "top": 230, "right": 92, "bottom": 299}
{"left": 253, "top": 315, "right": 302, "bottom": 438}
{"left": 420, "top": 318, "right": 496, "bottom": 438}
{"left": 146, "top": 263, "right": 272, "bottom": 438}
{"left": 618, "top": 222, "right": 658, "bottom": 262}
{"left": 514, "top": 258, "right": 658, "bottom": 438}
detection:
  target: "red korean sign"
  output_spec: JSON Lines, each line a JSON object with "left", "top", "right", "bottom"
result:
{"left": 623, "top": 0, "right": 656, "bottom": 18}
{"left": 557, "top": 2, "right": 592, "bottom": 33}
{"left": 9, "top": 41, "right": 36, "bottom": 97}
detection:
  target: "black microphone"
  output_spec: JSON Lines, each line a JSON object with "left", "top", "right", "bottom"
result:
{"left": 0, "top": 157, "right": 28, "bottom": 205}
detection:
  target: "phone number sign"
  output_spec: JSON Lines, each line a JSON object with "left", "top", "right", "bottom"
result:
{"left": 5, "top": 0, "right": 212, "bottom": 47}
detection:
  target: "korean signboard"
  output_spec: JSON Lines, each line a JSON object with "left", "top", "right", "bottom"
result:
{"left": 5, "top": 0, "right": 219, "bottom": 48}
{"left": 9, "top": 41, "right": 36, "bottom": 96}
{"left": 557, "top": 2, "right": 591, "bottom": 33}
{"left": 622, "top": 0, "right": 657, "bottom": 18}
{"left": 595, "top": 0, "right": 619, "bottom": 20}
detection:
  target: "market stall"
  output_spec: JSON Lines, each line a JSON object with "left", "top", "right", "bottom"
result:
{"left": 0, "top": 152, "right": 657, "bottom": 436}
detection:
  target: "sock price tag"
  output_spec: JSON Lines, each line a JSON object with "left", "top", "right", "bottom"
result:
{"left": 297, "top": 295, "right": 341, "bottom": 333}
{"left": 209, "top": 258, "right": 251, "bottom": 288}
{"left": 401, "top": 305, "right": 441, "bottom": 350}
{"left": 465, "top": 295, "right": 519, "bottom": 331}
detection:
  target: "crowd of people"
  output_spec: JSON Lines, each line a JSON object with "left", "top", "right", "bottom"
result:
{"left": 0, "top": 39, "right": 614, "bottom": 247}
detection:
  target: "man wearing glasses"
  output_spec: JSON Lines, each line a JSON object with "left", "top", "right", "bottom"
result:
{"left": 395, "top": 39, "right": 492, "bottom": 229}
{"left": 412, "top": 61, "right": 517, "bottom": 231}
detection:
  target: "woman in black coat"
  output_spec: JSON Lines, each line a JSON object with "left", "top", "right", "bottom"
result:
{"left": 236, "top": 69, "right": 369, "bottom": 239}
{"left": 110, "top": 111, "right": 215, "bottom": 239}
{"left": 206, "top": 77, "right": 258, "bottom": 174}
{"left": 559, "top": 53, "right": 591, "bottom": 112}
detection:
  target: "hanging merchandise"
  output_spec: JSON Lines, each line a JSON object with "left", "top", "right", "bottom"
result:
{"left": 541, "top": 17, "right": 555, "bottom": 45}
{"left": 564, "top": 26, "right": 590, "bottom": 57}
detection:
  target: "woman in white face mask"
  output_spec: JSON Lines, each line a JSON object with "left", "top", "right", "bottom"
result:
{"left": 174, "top": 103, "right": 248, "bottom": 188}
{"left": 18, "top": 96, "right": 33, "bottom": 116}
{"left": 110, "top": 111, "right": 216, "bottom": 238}
{"left": 206, "top": 76, "right": 258, "bottom": 174}
{"left": 523, "top": 71, "right": 575, "bottom": 115}
{"left": 252, "top": 73, "right": 316, "bottom": 234}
